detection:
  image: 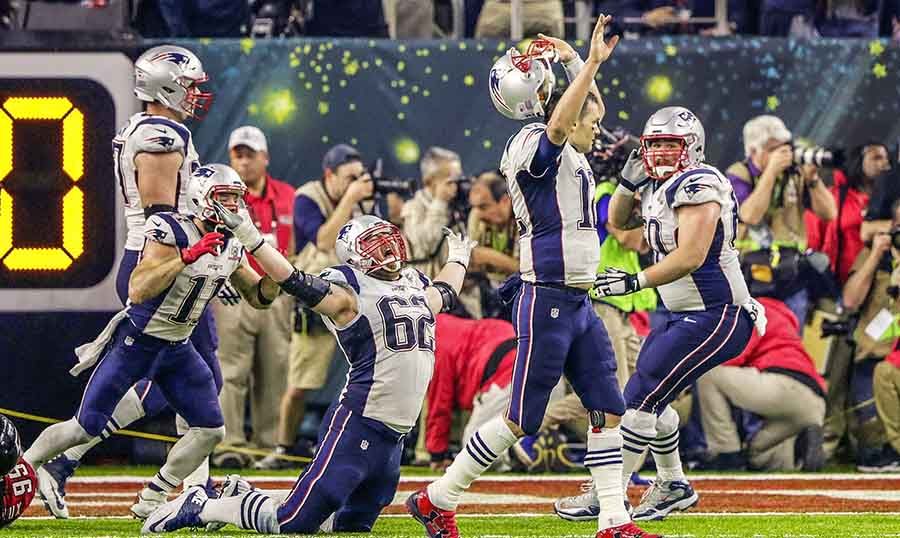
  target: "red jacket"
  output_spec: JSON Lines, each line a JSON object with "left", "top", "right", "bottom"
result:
{"left": 244, "top": 174, "right": 295, "bottom": 275}
{"left": 805, "top": 170, "right": 868, "bottom": 284}
{"left": 426, "top": 314, "right": 516, "bottom": 456}
{"left": 724, "top": 297, "right": 826, "bottom": 393}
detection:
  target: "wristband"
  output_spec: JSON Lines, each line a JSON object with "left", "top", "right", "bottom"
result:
{"left": 432, "top": 281, "right": 459, "bottom": 313}
{"left": 615, "top": 183, "right": 636, "bottom": 196}
{"left": 636, "top": 271, "right": 648, "bottom": 290}
{"left": 562, "top": 55, "right": 585, "bottom": 82}
{"left": 256, "top": 277, "right": 277, "bottom": 306}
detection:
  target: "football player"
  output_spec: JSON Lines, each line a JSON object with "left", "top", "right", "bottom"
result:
{"left": 34, "top": 45, "right": 220, "bottom": 521}
{"left": 564, "top": 107, "right": 767, "bottom": 521}
{"left": 24, "top": 165, "right": 282, "bottom": 523}
{"left": 141, "top": 208, "right": 475, "bottom": 534}
{"left": 406, "top": 15, "right": 658, "bottom": 538}
{"left": 0, "top": 415, "right": 37, "bottom": 529}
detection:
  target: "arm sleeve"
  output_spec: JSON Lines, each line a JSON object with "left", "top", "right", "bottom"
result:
{"left": 595, "top": 194, "right": 611, "bottom": 243}
{"left": 293, "top": 195, "right": 326, "bottom": 254}
{"left": 129, "top": 120, "right": 188, "bottom": 156}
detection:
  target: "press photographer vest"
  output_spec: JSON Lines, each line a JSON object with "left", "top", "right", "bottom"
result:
{"left": 851, "top": 248, "right": 900, "bottom": 362}
{"left": 727, "top": 160, "right": 807, "bottom": 251}
{"left": 293, "top": 180, "right": 340, "bottom": 275}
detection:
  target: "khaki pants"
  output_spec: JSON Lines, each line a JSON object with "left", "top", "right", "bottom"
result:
{"left": 697, "top": 366, "right": 825, "bottom": 470}
{"left": 475, "top": 0, "right": 564, "bottom": 38}
{"left": 215, "top": 294, "right": 291, "bottom": 449}
{"left": 288, "top": 315, "right": 338, "bottom": 390}
{"left": 383, "top": 0, "right": 434, "bottom": 38}
{"left": 875, "top": 360, "right": 900, "bottom": 454}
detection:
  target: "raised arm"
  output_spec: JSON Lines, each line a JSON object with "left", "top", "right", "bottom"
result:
{"left": 424, "top": 229, "right": 477, "bottom": 315}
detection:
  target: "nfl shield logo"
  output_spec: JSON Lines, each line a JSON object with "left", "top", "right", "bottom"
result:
{"left": 550, "top": 308, "right": 559, "bottom": 319}
{"left": 360, "top": 440, "right": 369, "bottom": 451}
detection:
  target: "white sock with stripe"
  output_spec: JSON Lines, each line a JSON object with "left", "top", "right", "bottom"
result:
{"left": 199, "top": 490, "right": 279, "bottom": 533}
{"left": 427, "top": 416, "right": 518, "bottom": 511}
{"left": 620, "top": 409, "right": 658, "bottom": 492}
{"left": 651, "top": 405, "right": 687, "bottom": 482}
{"left": 65, "top": 387, "right": 146, "bottom": 462}
{"left": 586, "top": 427, "right": 630, "bottom": 530}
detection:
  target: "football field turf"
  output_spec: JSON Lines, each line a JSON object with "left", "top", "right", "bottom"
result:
{"left": 14, "top": 466, "right": 900, "bottom": 537}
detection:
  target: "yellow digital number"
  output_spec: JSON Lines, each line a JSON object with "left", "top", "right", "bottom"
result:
{"left": 0, "top": 97, "right": 85, "bottom": 271}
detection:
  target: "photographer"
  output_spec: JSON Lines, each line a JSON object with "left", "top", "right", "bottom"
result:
{"left": 467, "top": 171, "right": 519, "bottom": 282}
{"left": 808, "top": 142, "right": 891, "bottom": 284}
{"left": 402, "top": 146, "right": 464, "bottom": 278}
{"left": 256, "top": 143, "right": 371, "bottom": 469}
{"left": 727, "top": 115, "right": 837, "bottom": 322}
{"left": 841, "top": 200, "right": 900, "bottom": 471}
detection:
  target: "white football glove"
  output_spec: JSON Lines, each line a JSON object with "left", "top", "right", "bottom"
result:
{"left": 212, "top": 200, "right": 265, "bottom": 252}
{"left": 593, "top": 268, "right": 642, "bottom": 297}
{"left": 741, "top": 297, "right": 768, "bottom": 337}
{"left": 619, "top": 149, "right": 650, "bottom": 192}
{"left": 443, "top": 227, "right": 477, "bottom": 269}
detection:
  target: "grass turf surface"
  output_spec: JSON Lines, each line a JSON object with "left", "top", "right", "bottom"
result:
{"left": 8, "top": 515, "right": 900, "bottom": 537}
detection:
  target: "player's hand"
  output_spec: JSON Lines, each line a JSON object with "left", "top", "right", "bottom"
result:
{"left": 587, "top": 14, "right": 619, "bottom": 65}
{"left": 593, "top": 268, "right": 641, "bottom": 297}
{"left": 444, "top": 227, "right": 477, "bottom": 269}
{"left": 619, "top": 149, "right": 649, "bottom": 192}
{"left": 181, "top": 232, "right": 224, "bottom": 265}
{"left": 741, "top": 297, "right": 768, "bottom": 337}
{"left": 213, "top": 200, "right": 265, "bottom": 252}
{"left": 537, "top": 33, "right": 576, "bottom": 63}
{"left": 218, "top": 281, "right": 242, "bottom": 306}
{"left": 345, "top": 175, "right": 375, "bottom": 204}
{"left": 765, "top": 144, "right": 793, "bottom": 177}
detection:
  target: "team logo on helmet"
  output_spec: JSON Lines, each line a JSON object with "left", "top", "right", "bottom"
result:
{"left": 149, "top": 51, "right": 191, "bottom": 67}
{"left": 489, "top": 68, "right": 513, "bottom": 116}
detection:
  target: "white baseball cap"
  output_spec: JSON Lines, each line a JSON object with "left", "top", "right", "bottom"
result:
{"left": 228, "top": 125, "right": 268, "bottom": 153}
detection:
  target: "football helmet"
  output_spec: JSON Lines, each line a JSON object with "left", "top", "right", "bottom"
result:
{"left": 489, "top": 39, "right": 557, "bottom": 120}
{"left": 186, "top": 164, "right": 247, "bottom": 225}
{"left": 0, "top": 414, "right": 21, "bottom": 477}
{"left": 134, "top": 45, "right": 212, "bottom": 119}
{"left": 640, "top": 106, "right": 705, "bottom": 180}
{"left": 335, "top": 215, "right": 408, "bottom": 275}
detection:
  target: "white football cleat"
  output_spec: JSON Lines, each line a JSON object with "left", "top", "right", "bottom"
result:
{"left": 631, "top": 480, "right": 699, "bottom": 521}
{"left": 131, "top": 486, "right": 169, "bottom": 520}
{"left": 141, "top": 486, "right": 208, "bottom": 534}
{"left": 36, "top": 455, "right": 78, "bottom": 519}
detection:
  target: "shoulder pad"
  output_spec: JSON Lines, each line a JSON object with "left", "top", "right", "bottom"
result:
{"left": 144, "top": 212, "right": 189, "bottom": 248}
{"left": 130, "top": 118, "right": 189, "bottom": 155}
{"left": 320, "top": 265, "right": 360, "bottom": 294}
{"left": 666, "top": 169, "right": 724, "bottom": 208}
{"left": 407, "top": 268, "right": 431, "bottom": 288}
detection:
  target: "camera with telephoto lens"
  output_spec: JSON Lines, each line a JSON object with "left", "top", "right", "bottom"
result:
{"left": 820, "top": 319, "right": 852, "bottom": 338}
{"left": 587, "top": 125, "right": 640, "bottom": 182}
{"left": 791, "top": 143, "right": 845, "bottom": 169}
{"left": 368, "top": 158, "right": 417, "bottom": 197}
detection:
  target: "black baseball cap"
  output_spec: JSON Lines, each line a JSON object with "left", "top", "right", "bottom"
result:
{"left": 322, "top": 144, "right": 361, "bottom": 172}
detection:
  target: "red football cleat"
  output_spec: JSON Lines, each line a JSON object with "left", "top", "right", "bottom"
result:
{"left": 405, "top": 488, "right": 460, "bottom": 538}
{"left": 596, "top": 521, "right": 663, "bottom": 538}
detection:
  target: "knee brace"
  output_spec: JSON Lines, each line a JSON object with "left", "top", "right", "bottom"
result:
{"left": 655, "top": 405, "right": 680, "bottom": 437}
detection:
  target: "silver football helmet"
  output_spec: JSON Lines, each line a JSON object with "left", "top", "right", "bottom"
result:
{"left": 186, "top": 164, "right": 247, "bottom": 224}
{"left": 488, "top": 40, "right": 557, "bottom": 120}
{"left": 134, "top": 45, "right": 212, "bottom": 119}
{"left": 335, "top": 215, "right": 408, "bottom": 275}
{"left": 640, "top": 106, "right": 706, "bottom": 180}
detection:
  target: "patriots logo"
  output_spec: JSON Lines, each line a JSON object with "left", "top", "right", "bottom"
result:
{"left": 337, "top": 224, "right": 352, "bottom": 243}
{"left": 150, "top": 51, "right": 190, "bottom": 67}
{"left": 677, "top": 110, "right": 696, "bottom": 122}
{"left": 147, "top": 228, "right": 168, "bottom": 242}
{"left": 489, "top": 68, "right": 513, "bottom": 115}
{"left": 147, "top": 136, "right": 175, "bottom": 149}
{"left": 194, "top": 166, "right": 216, "bottom": 178}
{"left": 683, "top": 182, "right": 708, "bottom": 199}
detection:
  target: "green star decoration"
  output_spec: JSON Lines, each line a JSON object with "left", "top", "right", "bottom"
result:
{"left": 240, "top": 38, "right": 255, "bottom": 55}
{"left": 464, "top": 74, "right": 475, "bottom": 87}
{"left": 645, "top": 75, "right": 673, "bottom": 103}
{"left": 873, "top": 63, "right": 888, "bottom": 78}
{"left": 665, "top": 44, "right": 678, "bottom": 57}
{"left": 766, "top": 95, "right": 780, "bottom": 111}
{"left": 318, "top": 101, "right": 329, "bottom": 116}
{"left": 261, "top": 89, "right": 297, "bottom": 125}
{"left": 869, "top": 40, "right": 885, "bottom": 57}
{"left": 394, "top": 138, "right": 420, "bottom": 163}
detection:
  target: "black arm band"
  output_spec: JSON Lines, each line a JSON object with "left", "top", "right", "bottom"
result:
{"left": 432, "top": 281, "right": 458, "bottom": 313}
{"left": 144, "top": 204, "right": 177, "bottom": 218}
{"left": 256, "top": 277, "right": 277, "bottom": 306}
{"left": 280, "top": 269, "right": 330, "bottom": 307}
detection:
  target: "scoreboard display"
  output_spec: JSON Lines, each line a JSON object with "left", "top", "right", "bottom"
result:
{"left": 0, "top": 54, "right": 137, "bottom": 311}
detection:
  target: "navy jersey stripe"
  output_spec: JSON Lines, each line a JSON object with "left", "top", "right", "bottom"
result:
{"left": 665, "top": 168, "right": 718, "bottom": 207}
{"left": 414, "top": 269, "right": 430, "bottom": 288}
{"left": 134, "top": 117, "right": 191, "bottom": 154}
{"left": 332, "top": 265, "right": 360, "bottom": 294}
{"left": 688, "top": 222, "right": 732, "bottom": 309}
{"left": 514, "top": 170, "right": 565, "bottom": 282}
{"left": 336, "top": 316, "right": 377, "bottom": 414}
{"left": 155, "top": 213, "right": 189, "bottom": 248}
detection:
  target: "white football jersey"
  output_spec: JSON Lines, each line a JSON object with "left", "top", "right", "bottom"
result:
{"left": 501, "top": 123, "right": 599, "bottom": 287}
{"left": 639, "top": 164, "right": 749, "bottom": 312}
{"left": 113, "top": 112, "right": 201, "bottom": 250}
{"left": 127, "top": 212, "right": 244, "bottom": 341}
{"left": 320, "top": 265, "right": 435, "bottom": 432}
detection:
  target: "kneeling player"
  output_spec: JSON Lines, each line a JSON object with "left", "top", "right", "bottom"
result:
{"left": 1, "top": 415, "right": 37, "bottom": 529}
{"left": 142, "top": 210, "right": 474, "bottom": 534}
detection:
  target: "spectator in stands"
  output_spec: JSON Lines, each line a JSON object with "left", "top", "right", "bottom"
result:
{"left": 305, "top": 0, "right": 389, "bottom": 36}
{"left": 760, "top": 0, "right": 898, "bottom": 37}
{"left": 256, "top": 144, "right": 372, "bottom": 469}
{"left": 696, "top": 297, "right": 826, "bottom": 471}
{"left": 138, "top": 0, "right": 249, "bottom": 37}
{"left": 475, "top": 0, "right": 563, "bottom": 38}
{"left": 842, "top": 200, "right": 900, "bottom": 472}
{"left": 213, "top": 127, "right": 295, "bottom": 468}
{"left": 427, "top": 314, "right": 517, "bottom": 471}
{"left": 402, "top": 147, "right": 464, "bottom": 279}
{"left": 807, "top": 142, "right": 891, "bottom": 284}
{"left": 727, "top": 115, "right": 836, "bottom": 322}
{"left": 604, "top": 0, "right": 750, "bottom": 36}
{"left": 383, "top": 0, "right": 434, "bottom": 38}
